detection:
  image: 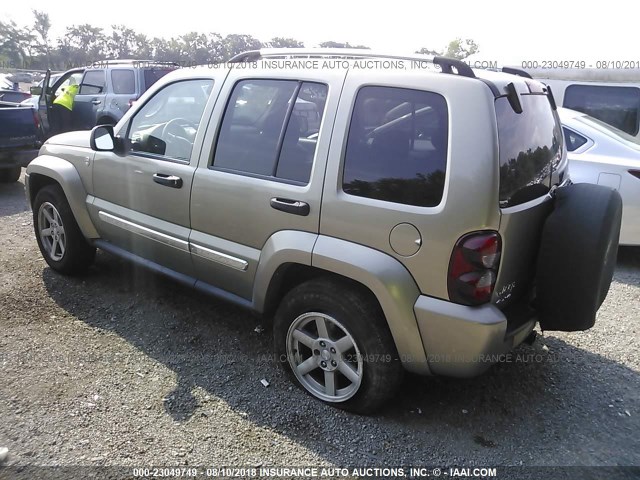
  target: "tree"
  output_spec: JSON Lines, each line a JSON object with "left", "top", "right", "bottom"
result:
{"left": 220, "top": 34, "right": 262, "bottom": 60}
{"left": 32, "top": 10, "right": 52, "bottom": 66}
{"left": 416, "top": 38, "right": 479, "bottom": 60}
{"left": 319, "top": 41, "right": 369, "bottom": 49}
{"left": 265, "top": 37, "right": 303, "bottom": 48}
{"left": 106, "top": 25, "right": 141, "bottom": 58}
{"left": 59, "top": 24, "right": 107, "bottom": 67}
{"left": 0, "top": 20, "right": 34, "bottom": 67}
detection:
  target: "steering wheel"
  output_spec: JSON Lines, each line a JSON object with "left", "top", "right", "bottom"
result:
{"left": 161, "top": 118, "right": 198, "bottom": 139}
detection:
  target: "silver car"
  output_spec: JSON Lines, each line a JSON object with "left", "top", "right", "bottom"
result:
{"left": 25, "top": 49, "right": 622, "bottom": 413}
{"left": 560, "top": 107, "right": 640, "bottom": 245}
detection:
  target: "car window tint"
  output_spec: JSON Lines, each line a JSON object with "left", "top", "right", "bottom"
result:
{"left": 214, "top": 80, "right": 328, "bottom": 184}
{"left": 111, "top": 69, "right": 135, "bottom": 95}
{"left": 564, "top": 84, "right": 640, "bottom": 136}
{"left": 342, "top": 86, "right": 448, "bottom": 207}
{"left": 128, "top": 79, "right": 214, "bottom": 161}
{"left": 563, "top": 127, "right": 588, "bottom": 152}
{"left": 79, "top": 70, "right": 106, "bottom": 95}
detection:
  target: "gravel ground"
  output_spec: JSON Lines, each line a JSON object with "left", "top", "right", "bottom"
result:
{"left": 1, "top": 170, "right": 639, "bottom": 478}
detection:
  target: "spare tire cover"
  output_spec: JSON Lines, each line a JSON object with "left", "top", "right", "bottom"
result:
{"left": 536, "top": 183, "right": 622, "bottom": 331}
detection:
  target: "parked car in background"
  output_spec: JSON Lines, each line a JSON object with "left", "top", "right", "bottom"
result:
{"left": 559, "top": 107, "right": 640, "bottom": 246}
{"left": 21, "top": 73, "right": 63, "bottom": 109}
{"left": 26, "top": 49, "right": 622, "bottom": 413}
{"left": 35, "top": 61, "right": 179, "bottom": 139}
{"left": 525, "top": 68, "right": 640, "bottom": 141}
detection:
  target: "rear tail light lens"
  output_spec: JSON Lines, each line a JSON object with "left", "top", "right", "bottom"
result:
{"left": 629, "top": 169, "right": 640, "bottom": 180}
{"left": 33, "top": 110, "right": 40, "bottom": 129}
{"left": 128, "top": 98, "right": 138, "bottom": 108}
{"left": 448, "top": 231, "right": 502, "bottom": 306}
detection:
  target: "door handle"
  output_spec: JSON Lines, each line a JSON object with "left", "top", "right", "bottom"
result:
{"left": 270, "top": 197, "right": 310, "bottom": 216}
{"left": 153, "top": 173, "right": 183, "bottom": 188}
{"left": 91, "top": 99, "right": 102, "bottom": 105}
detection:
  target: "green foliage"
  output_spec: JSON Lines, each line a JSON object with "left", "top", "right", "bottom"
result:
{"left": 416, "top": 38, "right": 479, "bottom": 60}
{"left": 319, "top": 41, "right": 370, "bottom": 49}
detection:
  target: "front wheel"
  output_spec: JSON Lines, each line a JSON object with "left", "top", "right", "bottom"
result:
{"left": 274, "top": 278, "right": 403, "bottom": 414}
{"left": 33, "top": 185, "right": 96, "bottom": 274}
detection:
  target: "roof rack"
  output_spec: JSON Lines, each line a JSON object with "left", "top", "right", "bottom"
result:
{"left": 500, "top": 67, "right": 532, "bottom": 79}
{"left": 90, "top": 59, "right": 180, "bottom": 67}
{"left": 228, "top": 48, "right": 476, "bottom": 78}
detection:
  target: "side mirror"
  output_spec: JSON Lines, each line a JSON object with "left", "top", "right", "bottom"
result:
{"left": 90, "top": 125, "right": 115, "bottom": 151}
{"left": 30, "top": 86, "right": 42, "bottom": 95}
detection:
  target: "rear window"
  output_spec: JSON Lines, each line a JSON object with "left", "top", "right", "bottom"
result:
{"left": 496, "top": 94, "right": 562, "bottom": 208}
{"left": 564, "top": 84, "right": 640, "bottom": 136}
{"left": 143, "top": 69, "right": 176, "bottom": 91}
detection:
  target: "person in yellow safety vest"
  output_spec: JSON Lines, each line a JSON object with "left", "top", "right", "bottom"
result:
{"left": 52, "top": 77, "right": 79, "bottom": 135}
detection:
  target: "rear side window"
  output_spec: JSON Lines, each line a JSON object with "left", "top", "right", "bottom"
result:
{"left": 496, "top": 94, "right": 562, "bottom": 208}
{"left": 342, "top": 86, "right": 448, "bottom": 207}
{"left": 143, "top": 69, "right": 176, "bottom": 91}
{"left": 111, "top": 69, "right": 135, "bottom": 94}
{"left": 213, "top": 79, "right": 328, "bottom": 184}
{"left": 563, "top": 127, "right": 588, "bottom": 152}
{"left": 564, "top": 84, "right": 640, "bottom": 136}
{"left": 79, "top": 70, "right": 106, "bottom": 95}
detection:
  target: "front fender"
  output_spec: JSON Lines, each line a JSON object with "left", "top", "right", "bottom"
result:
{"left": 26, "top": 155, "right": 99, "bottom": 239}
{"left": 312, "top": 236, "right": 430, "bottom": 375}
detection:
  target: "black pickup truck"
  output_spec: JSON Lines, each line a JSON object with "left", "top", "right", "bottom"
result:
{"left": 0, "top": 101, "right": 40, "bottom": 183}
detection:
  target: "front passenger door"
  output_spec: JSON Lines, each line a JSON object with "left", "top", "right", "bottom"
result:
{"left": 89, "top": 78, "right": 217, "bottom": 277}
{"left": 74, "top": 70, "right": 106, "bottom": 130}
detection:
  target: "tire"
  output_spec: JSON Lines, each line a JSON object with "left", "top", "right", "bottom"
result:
{"left": 0, "top": 166, "right": 21, "bottom": 183}
{"left": 274, "top": 277, "right": 403, "bottom": 414}
{"left": 536, "top": 183, "right": 622, "bottom": 332}
{"left": 33, "top": 184, "right": 96, "bottom": 275}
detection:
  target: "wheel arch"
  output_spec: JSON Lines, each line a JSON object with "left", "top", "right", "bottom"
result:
{"left": 256, "top": 232, "right": 430, "bottom": 375}
{"left": 27, "top": 156, "right": 99, "bottom": 239}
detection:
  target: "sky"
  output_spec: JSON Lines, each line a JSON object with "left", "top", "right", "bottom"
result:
{"left": 1, "top": 0, "right": 636, "bottom": 66}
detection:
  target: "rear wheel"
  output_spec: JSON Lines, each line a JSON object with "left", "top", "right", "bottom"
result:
{"left": 33, "top": 185, "right": 96, "bottom": 274}
{"left": 274, "top": 277, "right": 403, "bottom": 414}
{"left": 0, "top": 166, "right": 21, "bottom": 183}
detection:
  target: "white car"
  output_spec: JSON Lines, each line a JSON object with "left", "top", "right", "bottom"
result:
{"left": 559, "top": 107, "right": 640, "bottom": 245}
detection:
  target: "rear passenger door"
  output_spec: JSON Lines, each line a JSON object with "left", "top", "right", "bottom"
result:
{"left": 105, "top": 68, "right": 137, "bottom": 124}
{"left": 190, "top": 67, "right": 345, "bottom": 300}
{"left": 73, "top": 69, "right": 106, "bottom": 130}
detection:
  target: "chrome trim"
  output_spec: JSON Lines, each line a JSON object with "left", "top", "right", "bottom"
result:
{"left": 189, "top": 243, "right": 249, "bottom": 271}
{"left": 98, "top": 211, "right": 189, "bottom": 251}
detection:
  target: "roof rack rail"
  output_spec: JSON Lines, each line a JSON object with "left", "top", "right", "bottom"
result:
{"left": 90, "top": 59, "right": 180, "bottom": 67}
{"left": 501, "top": 67, "right": 532, "bottom": 79}
{"left": 228, "top": 48, "right": 476, "bottom": 78}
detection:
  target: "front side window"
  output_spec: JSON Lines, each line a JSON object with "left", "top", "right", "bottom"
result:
{"left": 342, "top": 86, "right": 449, "bottom": 207}
{"left": 564, "top": 84, "right": 640, "bottom": 136}
{"left": 111, "top": 69, "right": 135, "bottom": 95}
{"left": 79, "top": 70, "right": 106, "bottom": 95}
{"left": 214, "top": 79, "right": 327, "bottom": 183}
{"left": 128, "top": 79, "right": 214, "bottom": 161}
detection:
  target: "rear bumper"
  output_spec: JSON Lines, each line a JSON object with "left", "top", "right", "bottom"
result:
{"left": 414, "top": 296, "right": 537, "bottom": 377}
{"left": 0, "top": 148, "right": 40, "bottom": 168}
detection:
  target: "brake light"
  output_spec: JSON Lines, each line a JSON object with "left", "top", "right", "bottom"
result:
{"left": 33, "top": 109, "right": 40, "bottom": 129}
{"left": 629, "top": 169, "right": 640, "bottom": 180}
{"left": 448, "top": 231, "right": 502, "bottom": 306}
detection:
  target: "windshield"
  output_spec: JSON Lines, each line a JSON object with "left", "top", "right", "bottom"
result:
{"left": 578, "top": 115, "right": 640, "bottom": 150}
{"left": 496, "top": 93, "right": 563, "bottom": 208}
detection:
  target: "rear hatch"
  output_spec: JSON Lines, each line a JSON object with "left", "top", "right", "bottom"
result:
{"left": 492, "top": 81, "right": 566, "bottom": 312}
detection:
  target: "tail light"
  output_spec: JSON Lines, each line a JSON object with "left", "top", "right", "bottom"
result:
{"left": 128, "top": 97, "right": 138, "bottom": 108}
{"left": 33, "top": 109, "right": 40, "bottom": 130}
{"left": 629, "top": 169, "right": 640, "bottom": 180}
{"left": 448, "top": 231, "right": 502, "bottom": 306}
